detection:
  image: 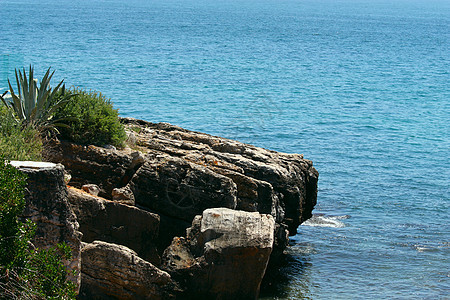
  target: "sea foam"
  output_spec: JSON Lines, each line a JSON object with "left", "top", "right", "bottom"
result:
{"left": 301, "top": 214, "right": 350, "bottom": 228}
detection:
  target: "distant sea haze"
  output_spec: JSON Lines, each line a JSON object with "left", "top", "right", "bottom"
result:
{"left": 2, "top": 0, "right": 449, "bottom": 298}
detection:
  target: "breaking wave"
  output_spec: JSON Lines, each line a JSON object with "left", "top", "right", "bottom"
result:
{"left": 301, "top": 214, "right": 350, "bottom": 228}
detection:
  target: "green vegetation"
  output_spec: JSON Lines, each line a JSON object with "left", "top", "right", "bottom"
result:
{"left": 0, "top": 66, "right": 127, "bottom": 159}
{"left": 0, "top": 157, "right": 76, "bottom": 299}
{"left": 0, "top": 105, "right": 43, "bottom": 161}
{"left": 0, "top": 66, "right": 73, "bottom": 135}
{"left": 0, "top": 66, "right": 127, "bottom": 297}
{"left": 54, "top": 87, "right": 126, "bottom": 148}
{"left": 24, "top": 243, "right": 76, "bottom": 299}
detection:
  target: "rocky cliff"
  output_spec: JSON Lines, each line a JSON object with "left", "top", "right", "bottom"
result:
{"left": 45, "top": 118, "right": 318, "bottom": 252}
{"left": 36, "top": 118, "right": 319, "bottom": 299}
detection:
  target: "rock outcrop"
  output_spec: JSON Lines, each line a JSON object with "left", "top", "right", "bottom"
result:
{"left": 122, "top": 119, "right": 318, "bottom": 236}
{"left": 40, "top": 118, "right": 319, "bottom": 298}
{"left": 80, "top": 241, "right": 178, "bottom": 300}
{"left": 11, "top": 115, "right": 318, "bottom": 299}
{"left": 11, "top": 161, "right": 83, "bottom": 290}
{"left": 44, "top": 118, "right": 318, "bottom": 257}
{"left": 162, "top": 208, "right": 275, "bottom": 299}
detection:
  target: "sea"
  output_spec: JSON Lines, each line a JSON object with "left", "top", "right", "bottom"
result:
{"left": 1, "top": 0, "right": 449, "bottom": 298}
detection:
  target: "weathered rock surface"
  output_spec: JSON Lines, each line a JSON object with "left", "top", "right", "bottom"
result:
{"left": 111, "top": 185, "right": 135, "bottom": 205}
{"left": 79, "top": 241, "right": 178, "bottom": 300}
{"left": 68, "top": 187, "right": 160, "bottom": 265}
{"left": 82, "top": 184, "right": 100, "bottom": 196}
{"left": 132, "top": 119, "right": 317, "bottom": 233}
{"left": 123, "top": 119, "right": 317, "bottom": 230}
{"left": 11, "top": 161, "right": 82, "bottom": 290}
{"left": 44, "top": 118, "right": 318, "bottom": 270}
{"left": 162, "top": 208, "right": 275, "bottom": 299}
{"left": 44, "top": 142, "right": 139, "bottom": 198}
{"left": 130, "top": 154, "right": 238, "bottom": 222}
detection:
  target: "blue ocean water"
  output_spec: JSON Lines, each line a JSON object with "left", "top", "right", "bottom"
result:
{"left": 1, "top": 0, "right": 449, "bottom": 298}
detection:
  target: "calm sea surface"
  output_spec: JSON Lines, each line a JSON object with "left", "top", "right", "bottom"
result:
{"left": 1, "top": 0, "right": 449, "bottom": 298}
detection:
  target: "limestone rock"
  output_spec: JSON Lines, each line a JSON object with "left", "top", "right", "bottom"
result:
{"left": 44, "top": 118, "right": 318, "bottom": 260}
{"left": 43, "top": 140, "right": 139, "bottom": 197}
{"left": 161, "top": 237, "right": 196, "bottom": 274}
{"left": 68, "top": 187, "right": 160, "bottom": 265}
{"left": 80, "top": 241, "right": 177, "bottom": 300}
{"left": 82, "top": 184, "right": 100, "bottom": 196}
{"left": 130, "top": 154, "right": 238, "bottom": 222}
{"left": 11, "top": 161, "right": 82, "bottom": 291}
{"left": 121, "top": 118, "right": 318, "bottom": 235}
{"left": 162, "top": 208, "right": 275, "bottom": 299}
{"left": 111, "top": 186, "right": 135, "bottom": 205}
{"left": 130, "top": 151, "right": 145, "bottom": 169}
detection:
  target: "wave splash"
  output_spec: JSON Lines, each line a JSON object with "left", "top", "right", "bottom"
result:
{"left": 302, "top": 214, "right": 350, "bottom": 228}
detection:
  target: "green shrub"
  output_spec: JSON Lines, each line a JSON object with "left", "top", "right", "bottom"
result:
{"left": 0, "top": 157, "right": 76, "bottom": 299}
{"left": 0, "top": 157, "right": 30, "bottom": 271}
{"left": 25, "top": 243, "right": 76, "bottom": 299}
{"left": 0, "top": 105, "right": 43, "bottom": 161}
{"left": 54, "top": 88, "right": 126, "bottom": 148}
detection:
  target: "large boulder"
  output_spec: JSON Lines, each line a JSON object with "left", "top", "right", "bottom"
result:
{"left": 162, "top": 208, "right": 275, "bottom": 299}
{"left": 12, "top": 161, "right": 83, "bottom": 290}
{"left": 79, "top": 241, "right": 178, "bottom": 300}
{"left": 68, "top": 187, "right": 160, "bottom": 265}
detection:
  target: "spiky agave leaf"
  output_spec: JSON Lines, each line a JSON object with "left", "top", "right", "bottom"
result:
{"left": 7, "top": 77, "right": 26, "bottom": 121}
{"left": 24, "top": 66, "right": 38, "bottom": 119}
{"left": 30, "top": 67, "right": 55, "bottom": 123}
{"left": 21, "top": 66, "right": 38, "bottom": 125}
{"left": 1, "top": 66, "right": 75, "bottom": 134}
{"left": 0, "top": 91, "right": 19, "bottom": 124}
{"left": 0, "top": 91, "right": 11, "bottom": 109}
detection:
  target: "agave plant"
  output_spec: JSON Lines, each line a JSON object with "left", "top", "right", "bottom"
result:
{"left": 0, "top": 66, "right": 73, "bottom": 133}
